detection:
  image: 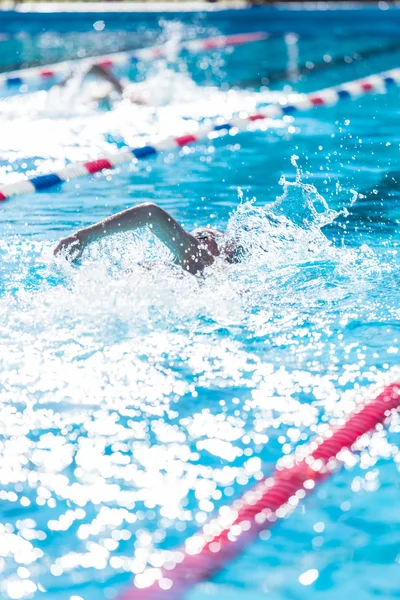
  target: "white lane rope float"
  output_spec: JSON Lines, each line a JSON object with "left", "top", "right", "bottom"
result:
{"left": 1, "top": 65, "right": 399, "bottom": 202}
{"left": 0, "top": 31, "right": 269, "bottom": 89}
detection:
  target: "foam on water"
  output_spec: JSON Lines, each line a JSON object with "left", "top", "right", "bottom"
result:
{"left": 1, "top": 170, "right": 398, "bottom": 391}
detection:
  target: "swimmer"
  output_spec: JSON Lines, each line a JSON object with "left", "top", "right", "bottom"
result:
{"left": 54, "top": 202, "right": 242, "bottom": 275}
{"left": 59, "top": 64, "right": 147, "bottom": 106}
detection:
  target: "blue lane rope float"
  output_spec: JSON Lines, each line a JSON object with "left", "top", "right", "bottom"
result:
{"left": 0, "top": 32, "right": 269, "bottom": 90}
{"left": 1, "top": 66, "right": 399, "bottom": 202}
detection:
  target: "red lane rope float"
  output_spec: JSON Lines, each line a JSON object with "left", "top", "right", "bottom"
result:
{"left": 119, "top": 383, "right": 400, "bottom": 599}
{"left": 84, "top": 158, "right": 114, "bottom": 174}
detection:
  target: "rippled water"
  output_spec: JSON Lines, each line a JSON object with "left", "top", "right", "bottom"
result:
{"left": 0, "top": 8, "right": 400, "bottom": 600}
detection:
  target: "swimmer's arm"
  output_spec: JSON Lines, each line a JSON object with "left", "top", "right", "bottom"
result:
{"left": 54, "top": 203, "right": 203, "bottom": 273}
{"left": 57, "top": 64, "right": 124, "bottom": 94}
{"left": 87, "top": 65, "right": 124, "bottom": 95}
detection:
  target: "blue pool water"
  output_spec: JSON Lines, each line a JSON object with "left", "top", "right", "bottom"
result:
{"left": 0, "top": 6, "right": 400, "bottom": 600}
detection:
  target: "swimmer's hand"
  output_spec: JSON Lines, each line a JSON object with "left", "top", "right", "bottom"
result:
{"left": 53, "top": 233, "right": 85, "bottom": 262}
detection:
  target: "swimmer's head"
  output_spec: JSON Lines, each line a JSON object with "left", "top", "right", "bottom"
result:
{"left": 193, "top": 228, "right": 244, "bottom": 264}
{"left": 193, "top": 228, "right": 223, "bottom": 258}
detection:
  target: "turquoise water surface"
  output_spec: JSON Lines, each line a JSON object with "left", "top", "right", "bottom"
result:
{"left": 0, "top": 7, "right": 400, "bottom": 600}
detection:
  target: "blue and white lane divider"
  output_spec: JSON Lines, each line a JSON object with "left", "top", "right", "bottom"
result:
{"left": 1, "top": 66, "right": 399, "bottom": 202}
{"left": 0, "top": 32, "right": 269, "bottom": 89}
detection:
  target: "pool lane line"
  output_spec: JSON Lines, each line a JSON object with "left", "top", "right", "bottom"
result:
{"left": 236, "top": 39, "right": 400, "bottom": 88}
{"left": 117, "top": 383, "right": 400, "bottom": 599}
{"left": 0, "top": 32, "right": 269, "bottom": 90}
{"left": 1, "top": 64, "right": 400, "bottom": 202}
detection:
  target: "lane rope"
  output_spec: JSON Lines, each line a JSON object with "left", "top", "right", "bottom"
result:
{"left": 118, "top": 383, "right": 400, "bottom": 599}
{"left": 0, "top": 32, "right": 268, "bottom": 90}
{"left": 1, "top": 64, "right": 399, "bottom": 202}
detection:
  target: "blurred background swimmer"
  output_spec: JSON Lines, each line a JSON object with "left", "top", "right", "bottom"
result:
{"left": 54, "top": 61, "right": 205, "bottom": 111}
{"left": 57, "top": 63, "right": 149, "bottom": 108}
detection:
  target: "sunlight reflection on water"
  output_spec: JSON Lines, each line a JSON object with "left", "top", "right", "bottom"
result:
{"left": 1, "top": 14, "right": 400, "bottom": 600}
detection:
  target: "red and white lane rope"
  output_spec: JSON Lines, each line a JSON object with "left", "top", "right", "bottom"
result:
{"left": 1, "top": 65, "right": 399, "bottom": 202}
{"left": 118, "top": 383, "right": 400, "bottom": 599}
{"left": 0, "top": 32, "right": 268, "bottom": 89}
